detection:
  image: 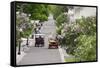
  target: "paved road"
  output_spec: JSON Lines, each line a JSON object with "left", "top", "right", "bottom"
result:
{"left": 17, "top": 14, "right": 62, "bottom": 65}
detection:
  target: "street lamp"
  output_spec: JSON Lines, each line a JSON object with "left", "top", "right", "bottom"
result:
{"left": 31, "top": 20, "right": 34, "bottom": 39}
{"left": 25, "top": 24, "right": 29, "bottom": 47}
{"left": 26, "top": 14, "right": 31, "bottom": 47}
{"left": 18, "top": 28, "right": 23, "bottom": 55}
{"left": 34, "top": 20, "right": 40, "bottom": 34}
{"left": 26, "top": 37, "right": 29, "bottom": 47}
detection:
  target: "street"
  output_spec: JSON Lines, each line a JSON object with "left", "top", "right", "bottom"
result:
{"left": 17, "top": 14, "right": 62, "bottom": 65}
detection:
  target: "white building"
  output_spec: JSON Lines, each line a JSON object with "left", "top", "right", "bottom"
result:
{"left": 67, "top": 6, "right": 96, "bottom": 23}
{"left": 74, "top": 7, "right": 96, "bottom": 19}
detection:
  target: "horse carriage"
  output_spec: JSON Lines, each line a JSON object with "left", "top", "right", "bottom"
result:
{"left": 34, "top": 34, "right": 59, "bottom": 49}
{"left": 34, "top": 34, "right": 45, "bottom": 47}
{"left": 48, "top": 35, "right": 58, "bottom": 49}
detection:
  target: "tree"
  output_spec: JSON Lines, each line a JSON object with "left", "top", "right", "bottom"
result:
{"left": 50, "top": 5, "right": 68, "bottom": 20}
{"left": 56, "top": 13, "right": 68, "bottom": 27}
{"left": 73, "top": 16, "right": 96, "bottom": 61}
{"left": 16, "top": 3, "right": 50, "bottom": 46}
{"left": 63, "top": 16, "right": 96, "bottom": 61}
{"left": 17, "top": 3, "right": 49, "bottom": 22}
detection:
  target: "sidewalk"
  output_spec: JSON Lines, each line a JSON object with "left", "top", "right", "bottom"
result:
{"left": 16, "top": 38, "right": 34, "bottom": 64}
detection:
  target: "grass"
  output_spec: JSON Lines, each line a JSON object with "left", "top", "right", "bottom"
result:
{"left": 65, "top": 57, "right": 80, "bottom": 62}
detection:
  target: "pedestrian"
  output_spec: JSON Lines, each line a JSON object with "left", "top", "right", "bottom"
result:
{"left": 32, "top": 34, "right": 34, "bottom": 39}
{"left": 41, "top": 23, "right": 43, "bottom": 26}
{"left": 38, "top": 26, "right": 41, "bottom": 30}
{"left": 35, "top": 28, "right": 39, "bottom": 34}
